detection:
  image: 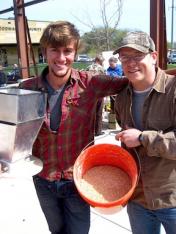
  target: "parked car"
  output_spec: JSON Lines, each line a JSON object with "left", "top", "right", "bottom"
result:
{"left": 76, "top": 54, "right": 91, "bottom": 62}
{"left": 168, "top": 53, "right": 176, "bottom": 64}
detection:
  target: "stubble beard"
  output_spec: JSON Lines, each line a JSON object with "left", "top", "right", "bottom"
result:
{"left": 51, "top": 67, "right": 71, "bottom": 79}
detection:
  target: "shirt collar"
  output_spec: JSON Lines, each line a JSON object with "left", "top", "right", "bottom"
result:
{"left": 152, "top": 67, "right": 166, "bottom": 93}
{"left": 127, "top": 67, "right": 167, "bottom": 94}
{"left": 39, "top": 66, "right": 79, "bottom": 88}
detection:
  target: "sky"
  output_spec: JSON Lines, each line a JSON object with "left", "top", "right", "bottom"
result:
{"left": 0, "top": 0, "right": 174, "bottom": 42}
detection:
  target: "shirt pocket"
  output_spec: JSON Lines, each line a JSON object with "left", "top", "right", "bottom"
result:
{"left": 147, "top": 118, "right": 173, "bottom": 132}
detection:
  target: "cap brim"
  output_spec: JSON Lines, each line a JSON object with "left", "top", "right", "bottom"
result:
{"left": 113, "top": 44, "right": 150, "bottom": 55}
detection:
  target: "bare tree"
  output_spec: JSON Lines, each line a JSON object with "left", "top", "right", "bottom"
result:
{"left": 100, "top": 0, "right": 123, "bottom": 50}
{"left": 72, "top": 0, "right": 124, "bottom": 51}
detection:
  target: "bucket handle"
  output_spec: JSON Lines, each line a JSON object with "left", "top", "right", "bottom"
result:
{"left": 131, "top": 148, "right": 141, "bottom": 186}
{"left": 81, "top": 131, "right": 110, "bottom": 152}
{"left": 81, "top": 132, "right": 141, "bottom": 186}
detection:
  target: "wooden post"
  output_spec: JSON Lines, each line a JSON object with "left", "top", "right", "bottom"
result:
{"left": 13, "top": 0, "right": 30, "bottom": 78}
{"left": 150, "top": 0, "right": 167, "bottom": 69}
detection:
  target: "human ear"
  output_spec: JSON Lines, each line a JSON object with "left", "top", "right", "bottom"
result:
{"left": 151, "top": 51, "right": 157, "bottom": 65}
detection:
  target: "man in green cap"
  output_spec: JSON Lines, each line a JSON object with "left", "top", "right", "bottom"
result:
{"left": 114, "top": 31, "right": 176, "bottom": 234}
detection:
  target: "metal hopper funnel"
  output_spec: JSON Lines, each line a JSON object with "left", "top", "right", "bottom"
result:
{"left": 0, "top": 88, "right": 47, "bottom": 230}
{"left": 0, "top": 88, "right": 47, "bottom": 164}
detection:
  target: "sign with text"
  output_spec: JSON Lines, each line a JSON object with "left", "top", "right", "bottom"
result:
{"left": 0, "top": 19, "right": 50, "bottom": 44}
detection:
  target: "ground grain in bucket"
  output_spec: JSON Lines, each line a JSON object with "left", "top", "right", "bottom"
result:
{"left": 80, "top": 165, "right": 131, "bottom": 203}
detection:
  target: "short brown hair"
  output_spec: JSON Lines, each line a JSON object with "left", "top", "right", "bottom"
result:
{"left": 95, "top": 54, "right": 104, "bottom": 64}
{"left": 40, "top": 21, "right": 80, "bottom": 50}
{"left": 109, "top": 57, "right": 117, "bottom": 63}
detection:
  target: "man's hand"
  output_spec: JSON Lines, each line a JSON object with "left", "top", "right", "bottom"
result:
{"left": 115, "top": 128, "right": 142, "bottom": 148}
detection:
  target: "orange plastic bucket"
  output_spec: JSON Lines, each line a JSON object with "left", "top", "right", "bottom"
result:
{"left": 73, "top": 143, "right": 138, "bottom": 213}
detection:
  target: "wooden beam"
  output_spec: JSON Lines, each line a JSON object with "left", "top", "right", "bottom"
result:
{"left": 13, "top": 0, "right": 30, "bottom": 78}
{"left": 150, "top": 0, "right": 167, "bottom": 69}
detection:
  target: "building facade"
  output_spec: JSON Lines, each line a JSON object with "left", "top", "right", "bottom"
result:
{"left": 0, "top": 18, "right": 50, "bottom": 66}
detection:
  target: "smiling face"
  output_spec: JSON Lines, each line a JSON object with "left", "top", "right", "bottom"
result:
{"left": 119, "top": 47, "right": 157, "bottom": 90}
{"left": 43, "top": 40, "right": 77, "bottom": 89}
{"left": 45, "top": 40, "right": 76, "bottom": 80}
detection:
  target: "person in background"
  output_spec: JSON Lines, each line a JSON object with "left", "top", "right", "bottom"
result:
{"left": 86, "top": 54, "right": 106, "bottom": 136}
{"left": 0, "top": 65, "right": 7, "bottom": 86}
{"left": 106, "top": 56, "right": 123, "bottom": 77}
{"left": 106, "top": 57, "right": 123, "bottom": 113}
{"left": 114, "top": 31, "right": 176, "bottom": 234}
{"left": 86, "top": 54, "right": 105, "bottom": 74}
{"left": 19, "top": 21, "right": 128, "bottom": 234}
{"left": 7, "top": 63, "right": 20, "bottom": 82}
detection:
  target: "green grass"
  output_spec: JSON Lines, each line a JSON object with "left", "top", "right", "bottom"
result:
{"left": 3, "top": 62, "right": 176, "bottom": 77}
{"left": 167, "top": 64, "right": 176, "bottom": 69}
{"left": 73, "top": 62, "right": 91, "bottom": 70}
{"left": 3, "top": 62, "right": 92, "bottom": 77}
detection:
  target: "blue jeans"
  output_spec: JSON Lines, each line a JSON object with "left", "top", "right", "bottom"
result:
{"left": 127, "top": 202, "right": 176, "bottom": 234}
{"left": 33, "top": 175, "right": 90, "bottom": 234}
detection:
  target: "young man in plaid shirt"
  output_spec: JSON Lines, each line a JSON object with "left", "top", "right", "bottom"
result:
{"left": 19, "top": 21, "right": 128, "bottom": 234}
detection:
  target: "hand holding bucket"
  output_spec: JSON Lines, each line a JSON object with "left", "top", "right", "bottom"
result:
{"left": 73, "top": 143, "right": 138, "bottom": 214}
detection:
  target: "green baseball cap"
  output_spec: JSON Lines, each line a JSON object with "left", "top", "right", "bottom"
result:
{"left": 113, "top": 31, "right": 155, "bottom": 55}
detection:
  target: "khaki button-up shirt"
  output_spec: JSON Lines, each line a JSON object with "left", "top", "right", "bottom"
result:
{"left": 115, "top": 68, "right": 176, "bottom": 210}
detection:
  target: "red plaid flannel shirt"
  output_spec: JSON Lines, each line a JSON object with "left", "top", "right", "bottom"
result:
{"left": 19, "top": 67, "right": 128, "bottom": 181}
